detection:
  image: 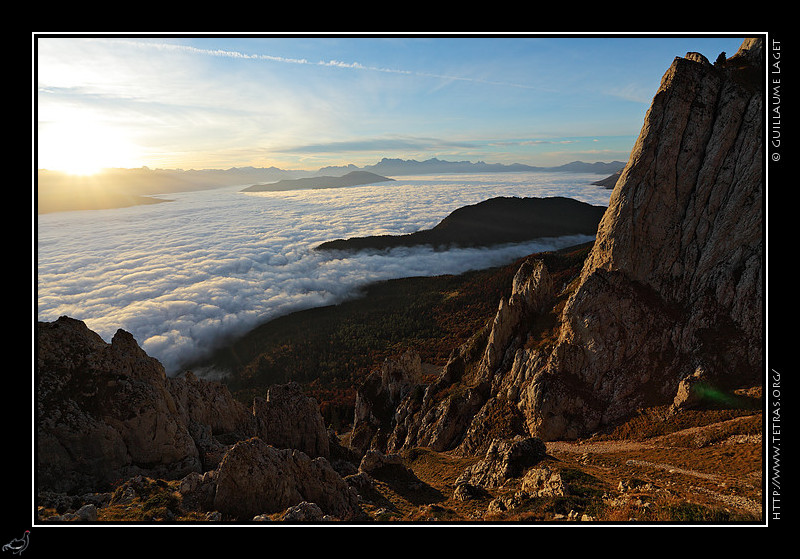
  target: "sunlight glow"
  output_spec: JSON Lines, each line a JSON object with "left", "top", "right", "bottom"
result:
{"left": 38, "top": 119, "right": 144, "bottom": 176}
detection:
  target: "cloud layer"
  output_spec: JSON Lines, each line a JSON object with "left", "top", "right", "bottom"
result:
{"left": 37, "top": 172, "right": 612, "bottom": 374}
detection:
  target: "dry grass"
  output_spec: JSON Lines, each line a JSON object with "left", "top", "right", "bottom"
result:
{"left": 354, "top": 399, "right": 764, "bottom": 524}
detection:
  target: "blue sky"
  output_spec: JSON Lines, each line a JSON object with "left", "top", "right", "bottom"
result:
{"left": 35, "top": 33, "right": 749, "bottom": 174}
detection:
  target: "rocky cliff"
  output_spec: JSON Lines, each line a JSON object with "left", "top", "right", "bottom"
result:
{"left": 523, "top": 38, "right": 763, "bottom": 440}
{"left": 36, "top": 316, "right": 363, "bottom": 520}
{"left": 352, "top": 37, "right": 763, "bottom": 455}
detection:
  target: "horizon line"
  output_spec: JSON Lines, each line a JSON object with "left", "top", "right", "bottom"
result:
{"left": 36, "top": 156, "right": 628, "bottom": 175}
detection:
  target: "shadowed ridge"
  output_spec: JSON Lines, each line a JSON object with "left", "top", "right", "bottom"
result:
{"left": 316, "top": 196, "right": 607, "bottom": 252}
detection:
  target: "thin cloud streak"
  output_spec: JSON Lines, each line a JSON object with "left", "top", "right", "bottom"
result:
{"left": 36, "top": 35, "right": 746, "bottom": 171}
{"left": 112, "top": 39, "right": 550, "bottom": 91}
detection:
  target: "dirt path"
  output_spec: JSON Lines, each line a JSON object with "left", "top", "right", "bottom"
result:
{"left": 545, "top": 415, "right": 764, "bottom": 520}
{"left": 547, "top": 439, "right": 655, "bottom": 455}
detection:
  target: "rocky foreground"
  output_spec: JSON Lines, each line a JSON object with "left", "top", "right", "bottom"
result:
{"left": 36, "top": 315, "right": 763, "bottom": 523}
{"left": 32, "top": 316, "right": 566, "bottom": 522}
{"left": 36, "top": 316, "right": 360, "bottom": 521}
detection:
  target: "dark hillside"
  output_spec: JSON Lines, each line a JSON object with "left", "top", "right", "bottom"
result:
{"left": 316, "top": 197, "right": 606, "bottom": 252}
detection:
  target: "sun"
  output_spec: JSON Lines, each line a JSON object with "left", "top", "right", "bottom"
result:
{"left": 38, "top": 120, "right": 144, "bottom": 176}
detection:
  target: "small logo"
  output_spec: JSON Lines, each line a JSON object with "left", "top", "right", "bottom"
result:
{"left": 2, "top": 531, "right": 29, "bottom": 556}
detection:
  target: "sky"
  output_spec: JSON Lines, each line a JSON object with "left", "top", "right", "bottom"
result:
{"left": 34, "top": 33, "right": 750, "bottom": 175}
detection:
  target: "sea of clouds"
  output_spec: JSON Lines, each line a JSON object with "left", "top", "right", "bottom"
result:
{"left": 36, "top": 172, "right": 613, "bottom": 375}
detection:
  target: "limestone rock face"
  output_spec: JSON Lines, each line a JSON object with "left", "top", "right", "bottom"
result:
{"left": 251, "top": 382, "right": 330, "bottom": 459}
{"left": 349, "top": 351, "right": 423, "bottom": 456}
{"left": 166, "top": 371, "right": 251, "bottom": 438}
{"left": 484, "top": 259, "right": 554, "bottom": 373}
{"left": 376, "top": 258, "right": 554, "bottom": 455}
{"left": 212, "top": 438, "right": 362, "bottom": 521}
{"left": 37, "top": 317, "right": 261, "bottom": 493}
{"left": 36, "top": 315, "right": 351, "bottom": 524}
{"left": 37, "top": 317, "right": 201, "bottom": 493}
{"left": 521, "top": 38, "right": 764, "bottom": 439}
{"left": 166, "top": 370, "right": 253, "bottom": 470}
{"left": 454, "top": 437, "right": 547, "bottom": 489}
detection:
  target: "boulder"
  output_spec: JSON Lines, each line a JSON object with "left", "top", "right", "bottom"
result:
{"left": 212, "top": 438, "right": 362, "bottom": 521}
{"left": 521, "top": 465, "right": 569, "bottom": 497}
{"left": 671, "top": 367, "right": 709, "bottom": 410}
{"left": 358, "top": 450, "right": 407, "bottom": 476}
{"left": 455, "top": 437, "right": 547, "bottom": 489}
{"left": 452, "top": 482, "right": 487, "bottom": 502}
{"left": 280, "top": 501, "right": 330, "bottom": 522}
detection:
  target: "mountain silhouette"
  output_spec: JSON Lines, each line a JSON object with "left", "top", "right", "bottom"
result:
{"left": 241, "top": 171, "right": 393, "bottom": 192}
{"left": 316, "top": 196, "right": 606, "bottom": 252}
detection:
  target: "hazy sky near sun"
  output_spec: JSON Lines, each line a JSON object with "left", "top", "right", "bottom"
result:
{"left": 35, "top": 33, "right": 748, "bottom": 174}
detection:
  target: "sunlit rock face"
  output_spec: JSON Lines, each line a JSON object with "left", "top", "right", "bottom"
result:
{"left": 36, "top": 317, "right": 328, "bottom": 493}
{"left": 521, "top": 38, "right": 764, "bottom": 440}
{"left": 36, "top": 317, "right": 205, "bottom": 493}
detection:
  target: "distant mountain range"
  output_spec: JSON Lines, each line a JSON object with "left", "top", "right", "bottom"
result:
{"left": 319, "top": 158, "right": 626, "bottom": 177}
{"left": 36, "top": 158, "right": 625, "bottom": 214}
{"left": 316, "top": 196, "right": 607, "bottom": 252}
